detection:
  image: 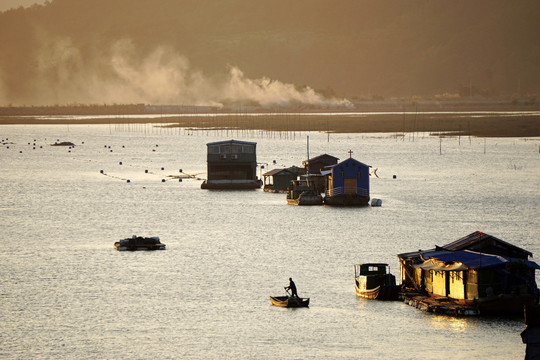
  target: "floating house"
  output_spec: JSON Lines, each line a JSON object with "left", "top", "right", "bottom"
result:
{"left": 201, "top": 140, "right": 262, "bottom": 189}
{"left": 286, "top": 178, "right": 324, "bottom": 206}
{"left": 302, "top": 154, "right": 339, "bottom": 194}
{"left": 398, "top": 231, "right": 540, "bottom": 315}
{"left": 324, "top": 155, "right": 370, "bottom": 206}
{"left": 263, "top": 166, "right": 303, "bottom": 193}
{"left": 302, "top": 154, "right": 339, "bottom": 174}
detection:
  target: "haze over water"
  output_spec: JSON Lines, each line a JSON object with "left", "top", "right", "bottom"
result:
{"left": 1, "top": 123, "right": 538, "bottom": 359}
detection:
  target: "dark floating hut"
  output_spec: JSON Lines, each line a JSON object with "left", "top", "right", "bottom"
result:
{"left": 263, "top": 166, "right": 303, "bottom": 193}
{"left": 201, "top": 140, "right": 262, "bottom": 190}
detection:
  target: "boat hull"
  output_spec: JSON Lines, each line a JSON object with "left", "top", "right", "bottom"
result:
{"left": 201, "top": 179, "right": 262, "bottom": 190}
{"left": 355, "top": 284, "right": 400, "bottom": 300}
{"left": 114, "top": 236, "right": 166, "bottom": 251}
{"left": 287, "top": 195, "right": 323, "bottom": 206}
{"left": 325, "top": 194, "right": 369, "bottom": 206}
{"left": 270, "top": 296, "right": 310, "bottom": 307}
{"left": 114, "top": 243, "right": 166, "bottom": 251}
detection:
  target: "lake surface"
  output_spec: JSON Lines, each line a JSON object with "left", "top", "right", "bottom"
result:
{"left": 1, "top": 124, "right": 539, "bottom": 359}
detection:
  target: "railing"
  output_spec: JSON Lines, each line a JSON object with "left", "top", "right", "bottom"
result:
{"left": 326, "top": 186, "right": 369, "bottom": 197}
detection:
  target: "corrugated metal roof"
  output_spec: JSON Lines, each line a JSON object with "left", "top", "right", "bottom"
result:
{"left": 206, "top": 139, "right": 257, "bottom": 146}
{"left": 328, "top": 157, "right": 370, "bottom": 168}
{"left": 397, "top": 231, "right": 534, "bottom": 260}
{"left": 415, "top": 250, "right": 540, "bottom": 270}
{"left": 306, "top": 154, "right": 339, "bottom": 162}
{"left": 440, "top": 231, "right": 532, "bottom": 257}
{"left": 263, "top": 168, "right": 294, "bottom": 176}
{"left": 413, "top": 258, "right": 469, "bottom": 271}
{"left": 426, "top": 250, "right": 508, "bottom": 270}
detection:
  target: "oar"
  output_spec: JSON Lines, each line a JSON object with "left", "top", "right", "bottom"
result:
{"left": 284, "top": 287, "right": 291, "bottom": 297}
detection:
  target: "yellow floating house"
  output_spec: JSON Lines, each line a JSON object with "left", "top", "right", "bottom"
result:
{"left": 398, "top": 231, "right": 540, "bottom": 315}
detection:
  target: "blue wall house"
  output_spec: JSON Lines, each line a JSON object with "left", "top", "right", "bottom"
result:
{"left": 324, "top": 157, "right": 370, "bottom": 206}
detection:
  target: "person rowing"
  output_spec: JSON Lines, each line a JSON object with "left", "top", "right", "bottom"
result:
{"left": 285, "top": 277, "right": 298, "bottom": 298}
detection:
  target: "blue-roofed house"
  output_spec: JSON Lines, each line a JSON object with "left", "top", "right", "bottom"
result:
{"left": 324, "top": 155, "right": 370, "bottom": 206}
{"left": 397, "top": 231, "right": 540, "bottom": 314}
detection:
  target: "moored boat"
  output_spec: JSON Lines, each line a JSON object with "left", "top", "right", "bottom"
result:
{"left": 286, "top": 179, "right": 323, "bottom": 206}
{"left": 354, "top": 263, "right": 400, "bottom": 300}
{"left": 269, "top": 296, "right": 310, "bottom": 307}
{"left": 114, "top": 235, "right": 166, "bottom": 251}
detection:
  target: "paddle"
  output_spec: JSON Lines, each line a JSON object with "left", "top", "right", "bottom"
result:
{"left": 284, "top": 287, "right": 291, "bottom": 297}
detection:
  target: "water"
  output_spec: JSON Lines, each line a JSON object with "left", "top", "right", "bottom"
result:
{"left": 1, "top": 124, "right": 539, "bottom": 359}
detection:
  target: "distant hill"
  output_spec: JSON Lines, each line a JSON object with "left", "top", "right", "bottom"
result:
{"left": 1, "top": 0, "right": 539, "bottom": 106}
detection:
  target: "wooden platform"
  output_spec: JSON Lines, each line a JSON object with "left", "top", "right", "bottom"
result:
{"left": 400, "top": 290, "right": 480, "bottom": 316}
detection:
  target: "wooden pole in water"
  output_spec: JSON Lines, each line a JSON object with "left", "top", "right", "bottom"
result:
{"left": 307, "top": 135, "right": 310, "bottom": 169}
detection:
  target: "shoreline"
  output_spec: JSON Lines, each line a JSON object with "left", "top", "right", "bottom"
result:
{"left": 1, "top": 112, "right": 539, "bottom": 138}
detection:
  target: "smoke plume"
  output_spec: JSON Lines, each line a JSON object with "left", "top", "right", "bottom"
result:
{"left": 17, "top": 38, "right": 351, "bottom": 108}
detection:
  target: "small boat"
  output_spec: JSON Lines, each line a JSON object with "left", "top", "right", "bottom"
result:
{"left": 270, "top": 296, "right": 310, "bottom": 307}
{"left": 114, "top": 235, "right": 166, "bottom": 251}
{"left": 354, "top": 263, "right": 400, "bottom": 300}
{"left": 286, "top": 179, "right": 323, "bottom": 206}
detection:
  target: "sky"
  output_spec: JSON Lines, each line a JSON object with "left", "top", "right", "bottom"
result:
{"left": 0, "top": 0, "right": 46, "bottom": 12}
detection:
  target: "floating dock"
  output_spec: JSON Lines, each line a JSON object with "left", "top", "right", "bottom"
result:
{"left": 400, "top": 290, "right": 480, "bottom": 316}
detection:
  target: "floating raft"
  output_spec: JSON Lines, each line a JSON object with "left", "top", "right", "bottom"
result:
{"left": 400, "top": 290, "right": 480, "bottom": 316}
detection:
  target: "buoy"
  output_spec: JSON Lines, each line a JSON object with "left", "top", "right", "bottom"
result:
{"left": 393, "top": 175, "right": 397, "bottom": 179}
{"left": 371, "top": 198, "right": 382, "bottom": 207}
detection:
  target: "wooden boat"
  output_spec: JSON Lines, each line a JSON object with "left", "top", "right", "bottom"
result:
{"left": 270, "top": 296, "right": 310, "bottom": 307}
{"left": 114, "top": 235, "right": 166, "bottom": 251}
{"left": 354, "top": 263, "right": 400, "bottom": 300}
{"left": 286, "top": 179, "right": 323, "bottom": 206}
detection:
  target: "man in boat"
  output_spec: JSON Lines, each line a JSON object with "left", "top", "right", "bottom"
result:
{"left": 285, "top": 278, "right": 298, "bottom": 298}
